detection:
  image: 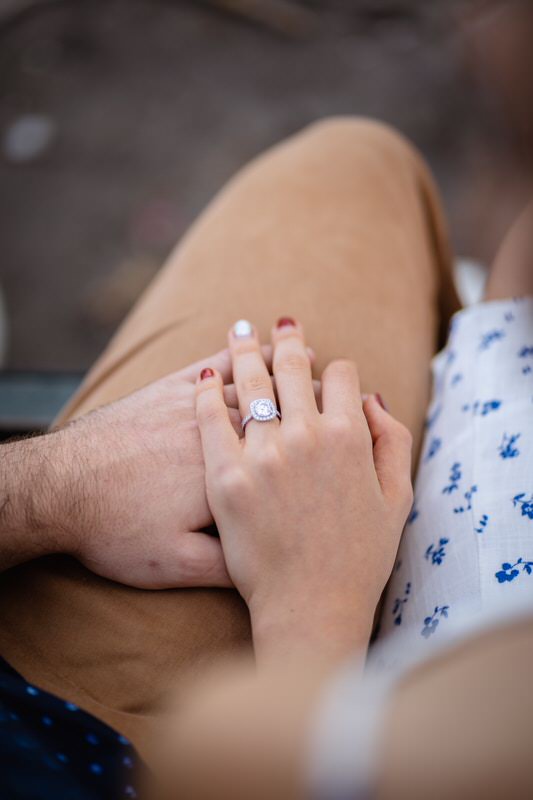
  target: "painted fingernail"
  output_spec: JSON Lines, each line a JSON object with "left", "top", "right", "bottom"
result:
{"left": 200, "top": 368, "right": 215, "bottom": 380}
{"left": 276, "top": 316, "right": 296, "bottom": 328}
{"left": 233, "top": 319, "right": 253, "bottom": 338}
{"left": 375, "top": 393, "right": 388, "bottom": 412}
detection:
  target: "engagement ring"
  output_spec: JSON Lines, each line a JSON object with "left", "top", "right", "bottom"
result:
{"left": 241, "top": 398, "right": 281, "bottom": 431}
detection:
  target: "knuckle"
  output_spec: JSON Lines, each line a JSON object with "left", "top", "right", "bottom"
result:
{"left": 197, "top": 402, "right": 226, "bottom": 427}
{"left": 275, "top": 352, "right": 310, "bottom": 374}
{"left": 233, "top": 339, "right": 259, "bottom": 356}
{"left": 399, "top": 481, "right": 414, "bottom": 515}
{"left": 284, "top": 420, "right": 317, "bottom": 451}
{"left": 252, "top": 444, "right": 281, "bottom": 473}
{"left": 241, "top": 374, "right": 272, "bottom": 395}
{"left": 394, "top": 422, "right": 413, "bottom": 450}
{"left": 326, "top": 413, "right": 357, "bottom": 439}
{"left": 327, "top": 358, "right": 358, "bottom": 379}
{"left": 391, "top": 476, "right": 414, "bottom": 510}
{"left": 217, "top": 465, "right": 249, "bottom": 496}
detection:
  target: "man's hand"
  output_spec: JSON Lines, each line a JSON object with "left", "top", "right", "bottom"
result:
{"left": 0, "top": 348, "right": 269, "bottom": 589}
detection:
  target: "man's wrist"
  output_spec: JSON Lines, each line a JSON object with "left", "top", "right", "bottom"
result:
{"left": 0, "top": 430, "right": 82, "bottom": 570}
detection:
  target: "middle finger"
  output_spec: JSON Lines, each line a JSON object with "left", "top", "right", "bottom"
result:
{"left": 272, "top": 317, "right": 317, "bottom": 421}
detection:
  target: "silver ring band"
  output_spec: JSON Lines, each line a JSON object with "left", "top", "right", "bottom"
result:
{"left": 241, "top": 398, "right": 281, "bottom": 431}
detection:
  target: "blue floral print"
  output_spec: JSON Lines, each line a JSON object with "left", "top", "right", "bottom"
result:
{"left": 474, "top": 514, "right": 489, "bottom": 534}
{"left": 479, "top": 329, "right": 505, "bottom": 350}
{"left": 512, "top": 493, "right": 533, "bottom": 520}
{"left": 499, "top": 433, "right": 521, "bottom": 459}
{"left": 446, "top": 349, "right": 456, "bottom": 365}
{"left": 375, "top": 298, "right": 533, "bottom": 666}
{"left": 425, "top": 538, "right": 449, "bottom": 565}
{"left": 442, "top": 462, "right": 461, "bottom": 494}
{"left": 495, "top": 558, "right": 533, "bottom": 583}
{"left": 425, "top": 404, "right": 442, "bottom": 430}
{"left": 461, "top": 400, "right": 502, "bottom": 416}
{"left": 392, "top": 582, "right": 411, "bottom": 626}
{"left": 454, "top": 485, "right": 477, "bottom": 514}
{"left": 406, "top": 505, "right": 419, "bottom": 525}
{"left": 518, "top": 346, "right": 533, "bottom": 374}
{"left": 424, "top": 437, "right": 442, "bottom": 462}
{"left": 450, "top": 372, "right": 463, "bottom": 387}
{"left": 421, "top": 606, "right": 449, "bottom": 638}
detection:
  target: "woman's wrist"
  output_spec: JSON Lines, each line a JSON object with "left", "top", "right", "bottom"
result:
{"left": 249, "top": 593, "right": 374, "bottom": 670}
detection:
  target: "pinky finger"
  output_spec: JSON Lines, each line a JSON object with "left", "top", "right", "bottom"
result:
{"left": 196, "top": 368, "right": 240, "bottom": 473}
{"left": 363, "top": 394, "right": 413, "bottom": 504}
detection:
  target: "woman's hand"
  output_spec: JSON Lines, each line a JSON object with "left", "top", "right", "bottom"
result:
{"left": 195, "top": 319, "right": 413, "bottom": 663}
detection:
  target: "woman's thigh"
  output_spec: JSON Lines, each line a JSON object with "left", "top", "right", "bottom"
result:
{"left": 0, "top": 117, "right": 459, "bottom": 759}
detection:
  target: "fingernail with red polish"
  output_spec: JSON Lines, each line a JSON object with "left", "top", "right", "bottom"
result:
{"left": 375, "top": 393, "right": 388, "bottom": 412}
{"left": 200, "top": 368, "right": 215, "bottom": 380}
{"left": 276, "top": 316, "right": 296, "bottom": 329}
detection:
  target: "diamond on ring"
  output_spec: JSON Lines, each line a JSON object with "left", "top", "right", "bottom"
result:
{"left": 241, "top": 398, "right": 281, "bottom": 430}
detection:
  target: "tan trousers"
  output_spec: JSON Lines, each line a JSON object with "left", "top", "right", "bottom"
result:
{"left": 0, "top": 118, "right": 460, "bottom": 763}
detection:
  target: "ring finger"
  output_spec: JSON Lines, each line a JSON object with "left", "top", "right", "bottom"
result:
{"left": 229, "top": 319, "right": 280, "bottom": 444}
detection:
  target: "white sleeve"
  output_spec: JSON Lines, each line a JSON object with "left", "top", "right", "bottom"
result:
{"left": 306, "top": 656, "right": 397, "bottom": 800}
{"left": 306, "top": 601, "right": 533, "bottom": 800}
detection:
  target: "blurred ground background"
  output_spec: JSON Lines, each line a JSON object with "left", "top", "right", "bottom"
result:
{"left": 0, "top": 0, "right": 528, "bottom": 371}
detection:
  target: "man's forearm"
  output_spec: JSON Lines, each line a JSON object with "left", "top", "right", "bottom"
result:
{"left": 0, "top": 432, "right": 74, "bottom": 571}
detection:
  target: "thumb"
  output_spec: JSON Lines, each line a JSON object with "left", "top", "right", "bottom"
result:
{"left": 363, "top": 394, "right": 413, "bottom": 505}
{"left": 129, "top": 530, "right": 233, "bottom": 590}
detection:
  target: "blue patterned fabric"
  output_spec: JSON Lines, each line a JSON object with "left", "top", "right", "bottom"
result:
{"left": 378, "top": 297, "right": 533, "bottom": 662}
{"left": 0, "top": 657, "right": 139, "bottom": 799}
{"left": 311, "top": 298, "right": 533, "bottom": 800}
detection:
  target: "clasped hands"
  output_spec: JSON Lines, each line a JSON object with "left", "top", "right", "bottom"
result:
{"left": 7, "top": 318, "right": 412, "bottom": 659}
